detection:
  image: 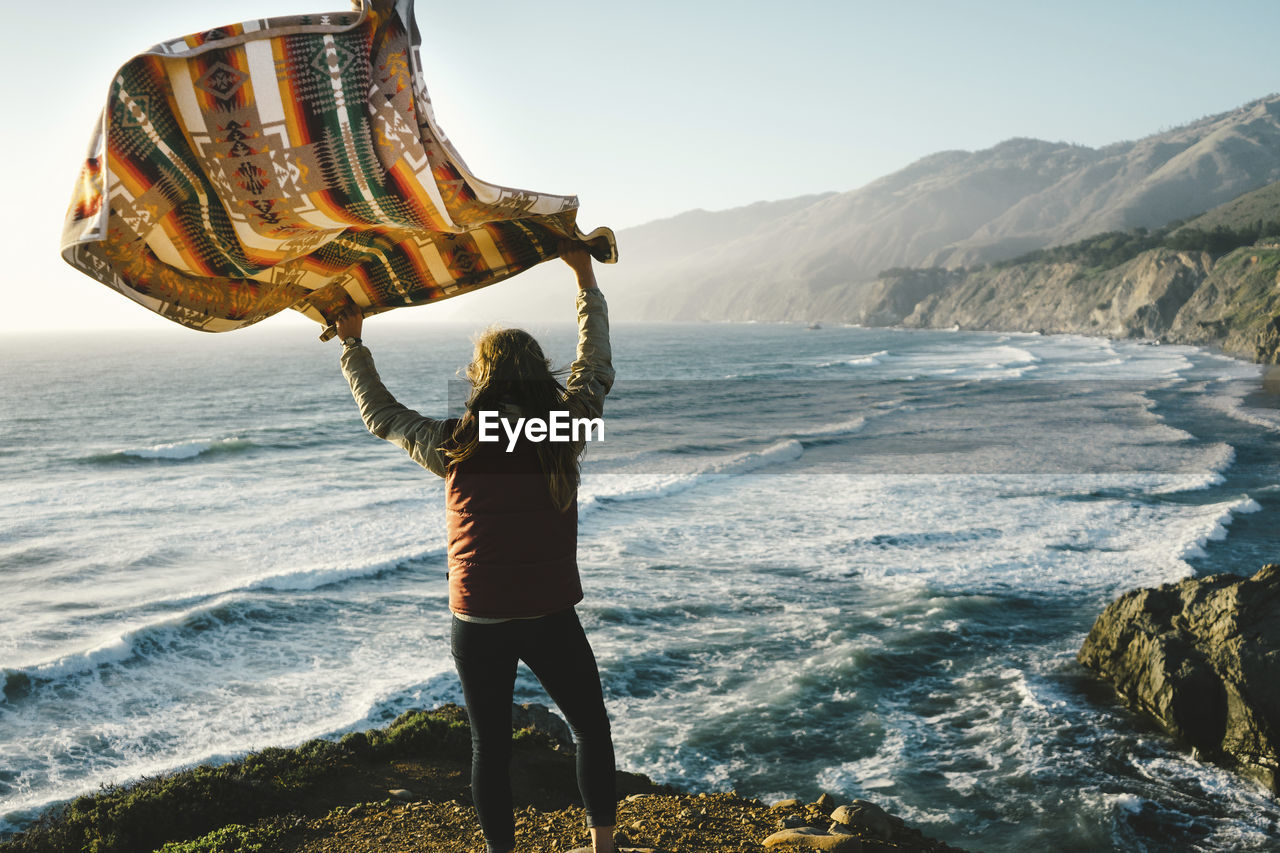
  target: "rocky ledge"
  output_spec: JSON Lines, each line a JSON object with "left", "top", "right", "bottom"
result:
{"left": 0, "top": 704, "right": 966, "bottom": 853}
{"left": 1078, "top": 563, "right": 1280, "bottom": 792}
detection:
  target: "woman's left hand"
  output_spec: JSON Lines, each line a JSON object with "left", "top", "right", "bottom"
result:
{"left": 334, "top": 307, "right": 364, "bottom": 341}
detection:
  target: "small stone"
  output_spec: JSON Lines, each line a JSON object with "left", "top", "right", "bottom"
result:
{"left": 830, "top": 800, "right": 893, "bottom": 841}
{"left": 814, "top": 793, "right": 836, "bottom": 813}
{"left": 771, "top": 798, "right": 802, "bottom": 810}
{"left": 511, "top": 701, "right": 575, "bottom": 750}
{"left": 762, "top": 827, "right": 862, "bottom": 851}
{"left": 388, "top": 788, "right": 414, "bottom": 801}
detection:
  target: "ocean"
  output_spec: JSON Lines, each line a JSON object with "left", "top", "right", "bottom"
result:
{"left": 2, "top": 320, "right": 1278, "bottom": 851}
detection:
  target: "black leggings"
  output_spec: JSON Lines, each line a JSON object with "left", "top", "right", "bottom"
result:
{"left": 451, "top": 607, "right": 616, "bottom": 852}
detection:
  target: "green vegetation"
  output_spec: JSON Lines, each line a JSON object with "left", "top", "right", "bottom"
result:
{"left": 154, "top": 822, "right": 284, "bottom": 853}
{"left": 986, "top": 178, "right": 1280, "bottom": 271}
{"left": 875, "top": 266, "right": 959, "bottom": 280}
{"left": 0, "top": 708, "right": 473, "bottom": 853}
{"left": 991, "top": 218, "right": 1280, "bottom": 272}
{"left": 1193, "top": 247, "right": 1280, "bottom": 335}
{"left": 337, "top": 706, "right": 471, "bottom": 759}
{"left": 1180, "top": 180, "right": 1280, "bottom": 233}
{"left": 1167, "top": 220, "right": 1280, "bottom": 255}
{"left": 991, "top": 227, "right": 1165, "bottom": 270}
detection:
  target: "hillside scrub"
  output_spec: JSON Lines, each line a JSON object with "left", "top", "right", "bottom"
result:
{"left": 990, "top": 219, "right": 1280, "bottom": 273}
{"left": 0, "top": 709, "right": 476, "bottom": 853}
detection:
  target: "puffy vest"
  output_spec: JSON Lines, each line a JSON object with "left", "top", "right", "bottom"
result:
{"left": 444, "top": 420, "right": 582, "bottom": 618}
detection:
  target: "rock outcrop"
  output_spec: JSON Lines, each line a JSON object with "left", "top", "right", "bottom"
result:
{"left": 902, "top": 248, "right": 1206, "bottom": 338}
{"left": 762, "top": 794, "right": 965, "bottom": 852}
{"left": 512, "top": 700, "right": 575, "bottom": 749}
{"left": 1078, "top": 564, "right": 1280, "bottom": 792}
{"left": 895, "top": 242, "right": 1280, "bottom": 363}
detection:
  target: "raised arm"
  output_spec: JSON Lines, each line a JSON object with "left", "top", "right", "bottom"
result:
{"left": 561, "top": 244, "right": 614, "bottom": 420}
{"left": 335, "top": 308, "right": 452, "bottom": 478}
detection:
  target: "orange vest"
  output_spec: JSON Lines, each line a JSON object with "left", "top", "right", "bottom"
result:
{"left": 444, "top": 425, "right": 583, "bottom": 618}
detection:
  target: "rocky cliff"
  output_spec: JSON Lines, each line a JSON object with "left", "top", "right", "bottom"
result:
{"left": 1078, "top": 565, "right": 1280, "bottom": 793}
{"left": 899, "top": 242, "right": 1280, "bottom": 363}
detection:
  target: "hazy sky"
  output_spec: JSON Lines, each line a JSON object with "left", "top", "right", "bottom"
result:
{"left": 2, "top": 0, "right": 1275, "bottom": 333}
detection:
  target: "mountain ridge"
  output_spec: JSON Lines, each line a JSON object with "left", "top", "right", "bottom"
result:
{"left": 449, "top": 92, "right": 1280, "bottom": 359}
{"left": 598, "top": 92, "right": 1280, "bottom": 325}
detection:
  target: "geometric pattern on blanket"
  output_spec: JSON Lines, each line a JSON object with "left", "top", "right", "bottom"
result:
{"left": 61, "top": 0, "right": 616, "bottom": 337}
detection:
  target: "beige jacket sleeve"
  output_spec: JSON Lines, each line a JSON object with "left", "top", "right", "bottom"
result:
{"left": 565, "top": 288, "right": 614, "bottom": 419}
{"left": 339, "top": 288, "right": 611, "bottom": 475}
{"left": 340, "top": 345, "right": 451, "bottom": 478}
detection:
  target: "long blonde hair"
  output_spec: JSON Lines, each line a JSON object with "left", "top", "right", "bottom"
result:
{"left": 442, "top": 327, "right": 581, "bottom": 511}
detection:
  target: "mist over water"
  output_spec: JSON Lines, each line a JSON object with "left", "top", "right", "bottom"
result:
{"left": 2, "top": 322, "right": 1278, "bottom": 851}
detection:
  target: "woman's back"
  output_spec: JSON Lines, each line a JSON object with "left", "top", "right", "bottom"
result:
{"left": 445, "top": 426, "right": 582, "bottom": 619}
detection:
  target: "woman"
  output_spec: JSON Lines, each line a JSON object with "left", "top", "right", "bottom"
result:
{"left": 333, "top": 244, "right": 618, "bottom": 853}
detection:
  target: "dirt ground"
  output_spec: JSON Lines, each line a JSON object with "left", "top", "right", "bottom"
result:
{"left": 273, "top": 788, "right": 967, "bottom": 853}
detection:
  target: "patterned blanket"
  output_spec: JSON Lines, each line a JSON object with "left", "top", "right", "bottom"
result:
{"left": 61, "top": 0, "right": 616, "bottom": 337}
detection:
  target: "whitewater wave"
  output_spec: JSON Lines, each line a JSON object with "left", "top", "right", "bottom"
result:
{"left": 1152, "top": 443, "right": 1237, "bottom": 494}
{"left": 4, "top": 632, "right": 140, "bottom": 694}
{"left": 792, "top": 416, "right": 869, "bottom": 441}
{"left": 86, "top": 437, "right": 255, "bottom": 464}
{"left": 1, "top": 550, "right": 446, "bottom": 700}
{"left": 580, "top": 439, "right": 805, "bottom": 514}
{"left": 882, "top": 343, "right": 1043, "bottom": 380}
{"left": 818, "top": 350, "right": 889, "bottom": 369}
{"left": 1201, "top": 380, "right": 1280, "bottom": 435}
{"left": 243, "top": 549, "right": 443, "bottom": 592}
{"left": 2, "top": 611, "right": 201, "bottom": 701}
{"left": 985, "top": 345, "right": 1040, "bottom": 366}
{"left": 973, "top": 346, "right": 1041, "bottom": 379}
{"left": 1175, "top": 497, "right": 1263, "bottom": 562}
{"left": 578, "top": 409, "right": 877, "bottom": 514}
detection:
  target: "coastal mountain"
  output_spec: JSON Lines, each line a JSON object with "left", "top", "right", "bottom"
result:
{"left": 452, "top": 93, "right": 1280, "bottom": 360}
{"left": 595, "top": 93, "right": 1280, "bottom": 323}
